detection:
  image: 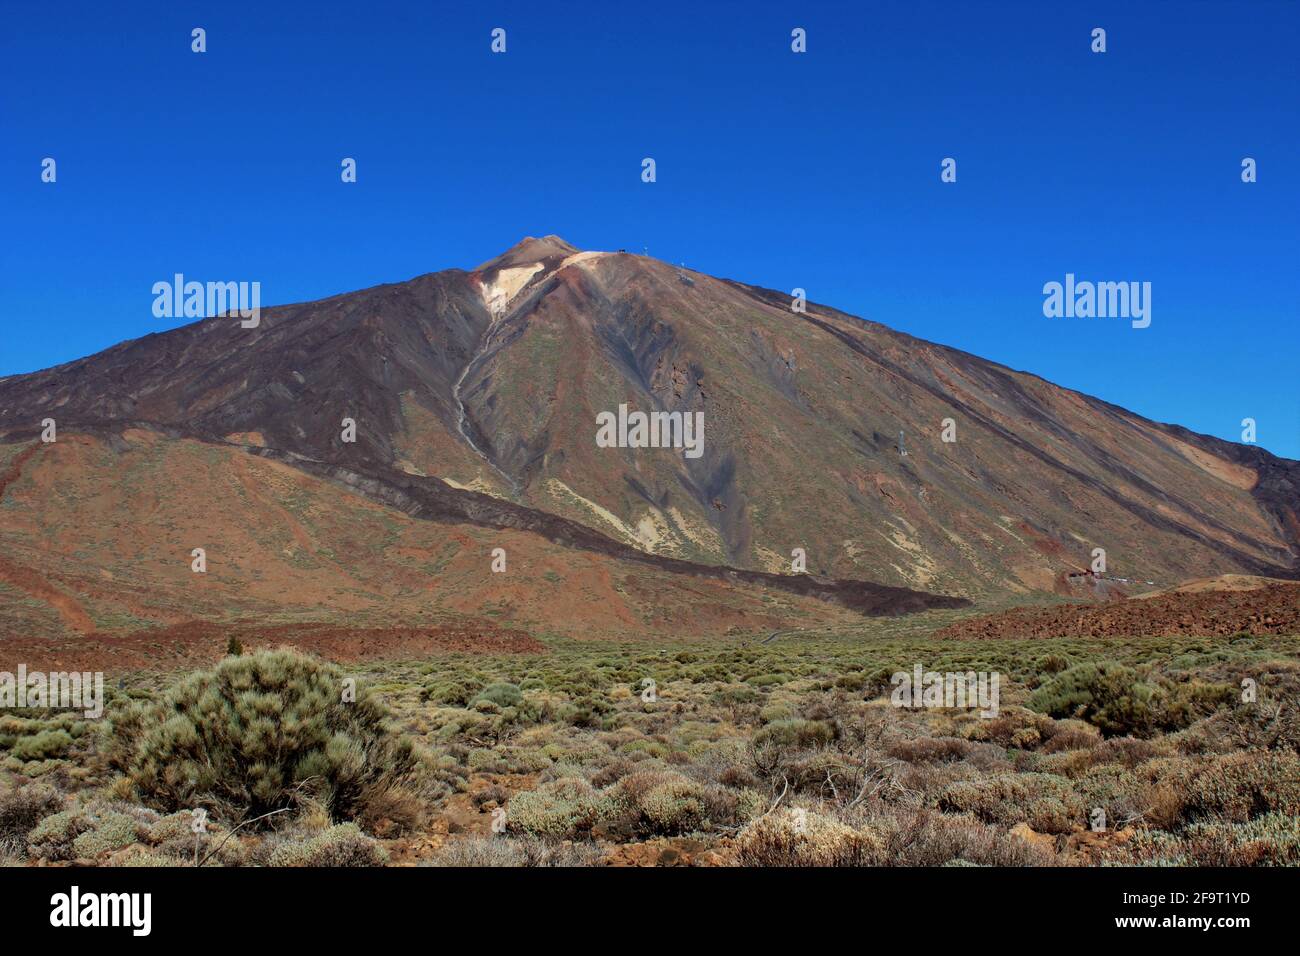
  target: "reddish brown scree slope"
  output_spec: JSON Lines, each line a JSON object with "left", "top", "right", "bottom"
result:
{"left": 0, "top": 621, "right": 546, "bottom": 672}
{"left": 936, "top": 583, "right": 1300, "bottom": 640}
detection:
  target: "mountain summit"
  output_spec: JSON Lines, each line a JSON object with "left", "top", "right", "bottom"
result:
{"left": 0, "top": 237, "right": 1296, "bottom": 638}
{"left": 475, "top": 235, "right": 581, "bottom": 272}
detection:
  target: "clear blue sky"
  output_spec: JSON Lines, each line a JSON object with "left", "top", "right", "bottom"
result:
{"left": 2, "top": 0, "right": 1297, "bottom": 457}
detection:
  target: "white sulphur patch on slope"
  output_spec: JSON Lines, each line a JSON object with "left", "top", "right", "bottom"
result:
{"left": 481, "top": 264, "right": 544, "bottom": 316}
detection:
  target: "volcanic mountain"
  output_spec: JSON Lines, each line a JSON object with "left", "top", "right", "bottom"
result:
{"left": 0, "top": 235, "right": 1296, "bottom": 641}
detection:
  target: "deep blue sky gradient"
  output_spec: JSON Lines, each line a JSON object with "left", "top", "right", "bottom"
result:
{"left": 2, "top": 1, "right": 1297, "bottom": 456}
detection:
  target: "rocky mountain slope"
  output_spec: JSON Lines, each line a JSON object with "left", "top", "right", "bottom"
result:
{"left": 1, "top": 235, "right": 1296, "bottom": 639}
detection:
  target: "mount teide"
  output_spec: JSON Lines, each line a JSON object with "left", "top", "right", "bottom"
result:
{"left": 0, "top": 235, "right": 1296, "bottom": 639}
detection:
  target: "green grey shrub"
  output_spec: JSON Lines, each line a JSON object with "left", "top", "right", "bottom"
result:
{"left": 475, "top": 682, "right": 523, "bottom": 708}
{"left": 268, "top": 823, "right": 387, "bottom": 867}
{"left": 751, "top": 719, "right": 836, "bottom": 750}
{"left": 103, "top": 648, "right": 429, "bottom": 824}
{"left": 11, "top": 729, "right": 73, "bottom": 761}
{"left": 1028, "top": 663, "right": 1232, "bottom": 738}
{"left": 0, "top": 785, "right": 63, "bottom": 851}
{"left": 71, "top": 811, "right": 141, "bottom": 858}
{"left": 28, "top": 809, "right": 93, "bottom": 861}
{"left": 507, "top": 778, "right": 599, "bottom": 839}
{"left": 735, "top": 811, "right": 883, "bottom": 866}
